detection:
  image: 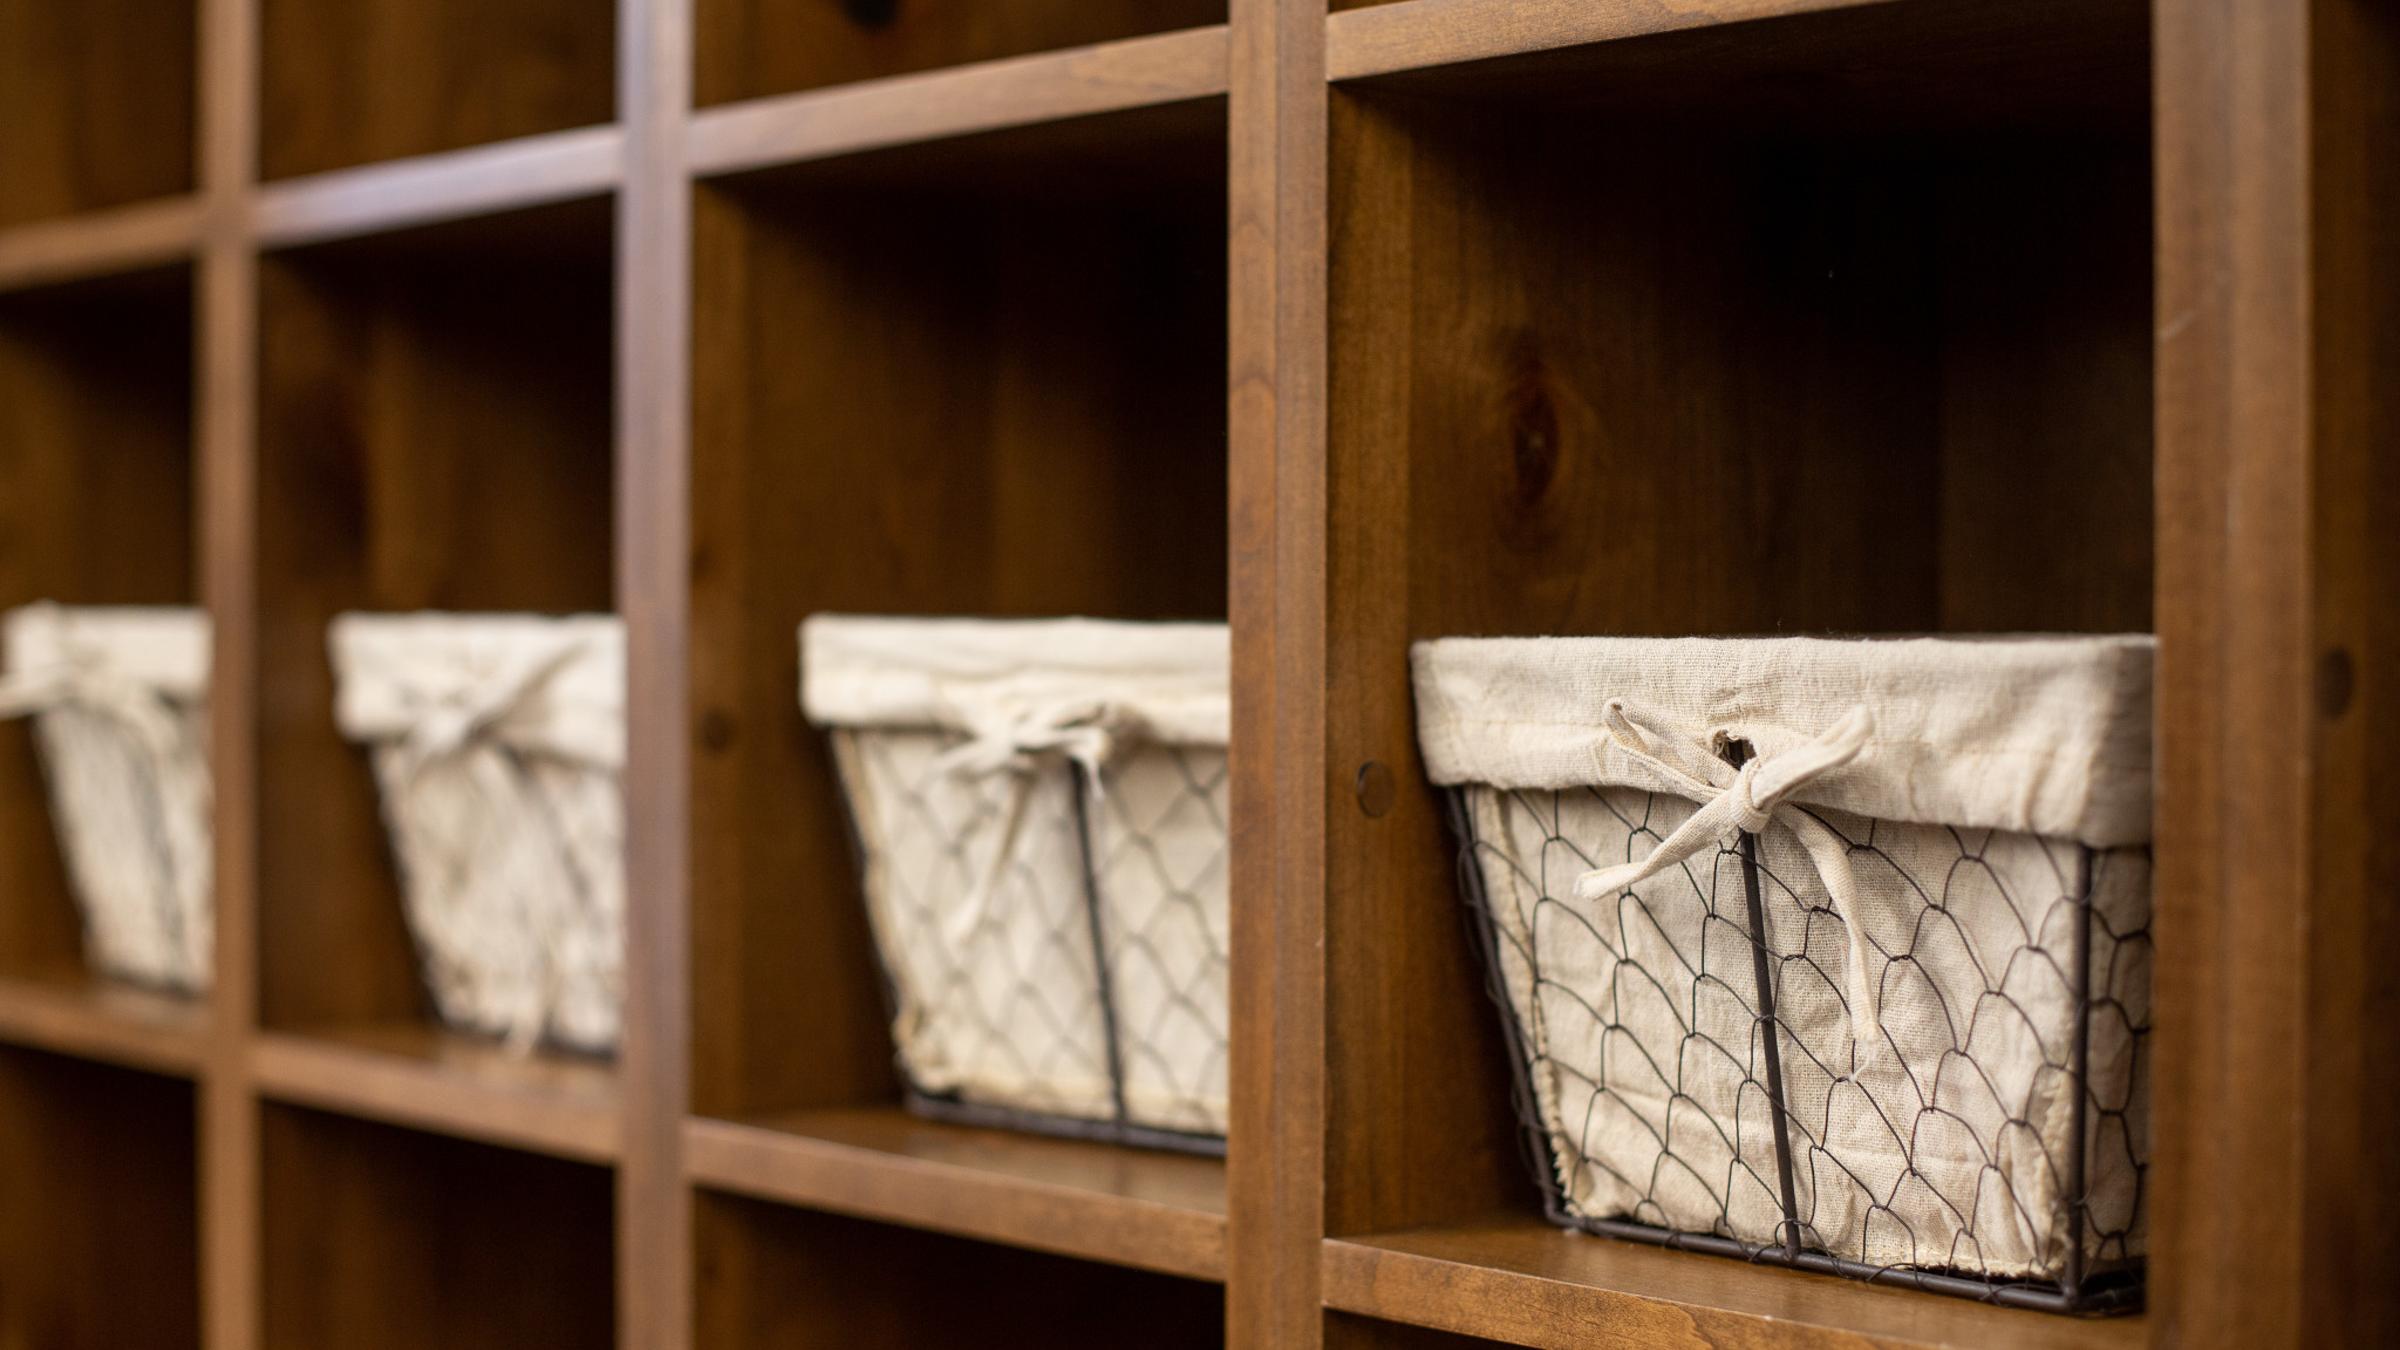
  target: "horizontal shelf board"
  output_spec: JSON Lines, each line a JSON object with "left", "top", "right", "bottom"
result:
{"left": 1324, "top": 1215, "right": 2147, "bottom": 1350}
{"left": 252, "top": 125, "right": 622, "bottom": 250}
{"left": 249, "top": 1022, "right": 619, "bottom": 1164}
{"left": 684, "top": 1107, "right": 1227, "bottom": 1281}
{"left": 0, "top": 968, "right": 208, "bottom": 1076}
{"left": 1327, "top": 0, "right": 1901, "bottom": 81}
{"left": 0, "top": 196, "right": 202, "bottom": 294}
{"left": 688, "top": 26, "right": 1228, "bottom": 179}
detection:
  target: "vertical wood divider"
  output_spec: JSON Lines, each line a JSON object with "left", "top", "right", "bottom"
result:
{"left": 1227, "top": 0, "right": 1328, "bottom": 1346}
{"left": 198, "top": 0, "right": 261, "bottom": 1345}
{"left": 2153, "top": 2, "right": 2400, "bottom": 1346}
{"left": 619, "top": 0, "right": 696, "bottom": 1347}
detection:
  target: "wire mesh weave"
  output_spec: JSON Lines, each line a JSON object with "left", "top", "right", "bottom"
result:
{"left": 364, "top": 741, "right": 624, "bottom": 1054}
{"left": 332, "top": 614, "right": 625, "bottom": 1056}
{"left": 832, "top": 727, "right": 1230, "bottom": 1151}
{"left": 1450, "top": 778, "right": 2150, "bottom": 1312}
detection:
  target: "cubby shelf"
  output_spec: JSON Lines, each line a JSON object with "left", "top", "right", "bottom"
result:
{"left": 0, "top": 196, "right": 203, "bottom": 295}
{"left": 0, "top": 3, "right": 2390, "bottom": 1349}
{"left": 0, "top": 969, "right": 208, "bottom": 1077}
{"left": 686, "top": 1108, "right": 1227, "bottom": 1281}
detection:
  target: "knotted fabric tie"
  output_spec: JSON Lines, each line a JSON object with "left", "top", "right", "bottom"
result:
{"left": 932, "top": 700, "right": 1138, "bottom": 949}
{"left": 1571, "top": 700, "right": 1885, "bottom": 1054}
{"left": 384, "top": 639, "right": 594, "bottom": 1052}
{"left": 391, "top": 640, "right": 593, "bottom": 782}
{"left": 0, "top": 659, "right": 190, "bottom": 767}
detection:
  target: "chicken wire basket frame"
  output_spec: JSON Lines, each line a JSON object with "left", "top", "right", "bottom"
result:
{"left": 1415, "top": 634, "right": 2155, "bottom": 1315}
{"left": 804, "top": 615, "right": 1231, "bottom": 1156}
{"left": 0, "top": 602, "right": 214, "bottom": 994}
{"left": 330, "top": 612, "right": 626, "bottom": 1057}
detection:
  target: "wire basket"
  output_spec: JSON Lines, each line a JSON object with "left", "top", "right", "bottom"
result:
{"left": 0, "top": 603, "right": 213, "bottom": 992}
{"left": 1414, "top": 634, "right": 2154, "bottom": 1312}
{"left": 330, "top": 613, "right": 624, "bottom": 1055}
{"left": 803, "top": 615, "right": 1230, "bottom": 1152}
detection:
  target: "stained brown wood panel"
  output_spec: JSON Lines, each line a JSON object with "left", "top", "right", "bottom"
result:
{"left": 2149, "top": 3, "right": 2400, "bottom": 1349}
{"left": 0, "top": 0, "right": 194, "bottom": 228}
{"left": 696, "top": 0, "right": 1225, "bottom": 106}
{"left": 252, "top": 201, "right": 615, "bottom": 1032}
{"left": 258, "top": 1104, "right": 614, "bottom": 1350}
{"left": 0, "top": 1048, "right": 199, "bottom": 1350}
{"left": 0, "top": 267, "right": 196, "bottom": 981}
{"left": 259, "top": 0, "right": 615, "bottom": 180}
{"left": 684, "top": 107, "right": 1226, "bottom": 1124}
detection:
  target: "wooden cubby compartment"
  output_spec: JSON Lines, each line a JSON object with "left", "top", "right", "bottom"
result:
{"left": 685, "top": 102, "right": 1226, "bottom": 1140}
{"left": 695, "top": 1192, "right": 1225, "bottom": 1347}
{"left": 1315, "top": 0, "right": 2159, "bottom": 1327}
{"left": 253, "top": 199, "right": 614, "bottom": 1067}
{"left": 695, "top": 0, "right": 1225, "bottom": 107}
{"left": 0, "top": 266, "right": 195, "bottom": 998}
{"left": 0, "top": 1047, "right": 198, "bottom": 1349}
{"left": 259, "top": 0, "right": 615, "bottom": 180}
{"left": 261, "top": 1103, "right": 614, "bottom": 1350}
{"left": 0, "top": 0, "right": 194, "bottom": 228}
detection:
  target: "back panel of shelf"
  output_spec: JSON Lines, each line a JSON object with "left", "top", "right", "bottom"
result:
{"left": 695, "top": 0, "right": 1226, "bottom": 107}
{"left": 258, "top": 0, "right": 615, "bottom": 180}
{"left": 0, "top": 1045, "right": 198, "bottom": 1349}
{"left": 694, "top": 1191, "right": 1225, "bottom": 1347}
{"left": 0, "top": 0, "right": 194, "bottom": 228}
{"left": 259, "top": 1103, "right": 614, "bottom": 1350}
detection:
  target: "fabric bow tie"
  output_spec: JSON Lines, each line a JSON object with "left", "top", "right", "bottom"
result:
{"left": 1572, "top": 699, "right": 1885, "bottom": 1055}
{"left": 932, "top": 700, "right": 1140, "bottom": 949}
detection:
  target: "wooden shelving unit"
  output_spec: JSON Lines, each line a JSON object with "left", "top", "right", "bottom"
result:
{"left": 0, "top": 0, "right": 2390, "bottom": 1346}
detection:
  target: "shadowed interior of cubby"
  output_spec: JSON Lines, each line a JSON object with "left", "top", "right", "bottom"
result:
{"left": 0, "top": 0, "right": 194, "bottom": 227}
{"left": 1316, "top": 0, "right": 2156, "bottom": 1254}
{"left": 695, "top": 0, "right": 1225, "bottom": 107}
{"left": 252, "top": 200, "right": 615, "bottom": 1037}
{"left": 259, "top": 0, "right": 615, "bottom": 180}
{"left": 685, "top": 103, "right": 1227, "bottom": 1123}
{"left": 260, "top": 1103, "right": 614, "bottom": 1350}
{"left": 0, "top": 1047, "right": 198, "bottom": 1349}
{"left": 694, "top": 1192, "right": 1227, "bottom": 1347}
{"left": 0, "top": 267, "right": 194, "bottom": 986}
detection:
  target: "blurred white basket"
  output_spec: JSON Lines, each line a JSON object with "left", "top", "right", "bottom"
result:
{"left": 331, "top": 613, "right": 624, "bottom": 1054}
{"left": 0, "top": 603, "right": 212, "bottom": 992}
{"left": 803, "top": 615, "right": 1230, "bottom": 1148}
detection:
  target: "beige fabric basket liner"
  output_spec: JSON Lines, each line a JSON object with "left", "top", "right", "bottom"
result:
{"left": 803, "top": 615, "right": 1231, "bottom": 1136}
{"left": 332, "top": 612, "right": 624, "bottom": 1054}
{"left": 1, "top": 603, "right": 213, "bottom": 992}
{"left": 1413, "top": 633, "right": 2155, "bottom": 1281}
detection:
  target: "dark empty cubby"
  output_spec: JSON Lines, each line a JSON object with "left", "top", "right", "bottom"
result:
{"left": 0, "top": 266, "right": 195, "bottom": 992}
{"left": 1331, "top": 0, "right": 2154, "bottom": 647}
{"left": 252, "top": 200, "right": 614, "bottom": 1052}
{"left": 259, "top": 0, "right": 615, "bottom": 179}
{"left": 1312, "top": 0, "right": 2160, "bottom": 1314}
{"left": 0, "top": 0, "right": 195, "bottom": 227}
{"left": 696, "top": 0, "right": 1225, "bottom": 107}
{"left": 685, "top": 104, "right": 1226, "bottom": 1130}
{"left": 260, "top": 1104, "right": 614, "bottom": 1350}
{"left": 695, "top": 1192, "right": 1225, "bottom": 1348}
{"left": 0, "top": 1047, "right": 199, "bottom": 1350}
